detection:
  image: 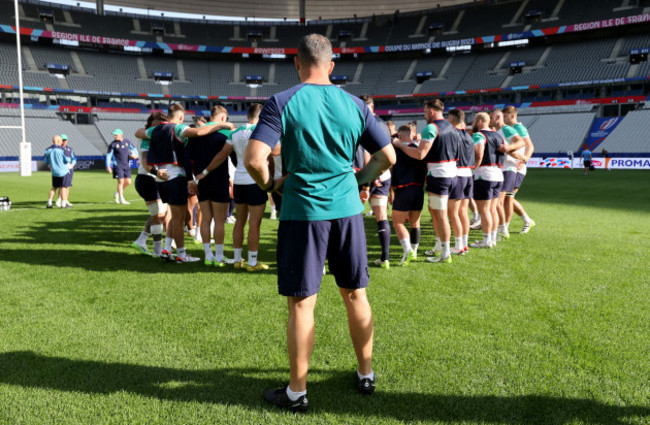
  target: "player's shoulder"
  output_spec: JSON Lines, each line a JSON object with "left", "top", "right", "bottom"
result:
{"left": 270, "top": 83, "right": 311, "bottom": 108}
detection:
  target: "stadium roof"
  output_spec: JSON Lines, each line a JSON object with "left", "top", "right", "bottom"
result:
{"left": 99, "top": 0, "right": 476, "bottom": 21}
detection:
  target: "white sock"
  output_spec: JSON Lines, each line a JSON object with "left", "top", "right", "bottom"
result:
{"left": 214, "top": 244, "right": 224, "bottom": 261}
{"left": 47, "top": 200, "right": 52, "bottom": 206}
{"left": 454, "top": 237, "right": 463, "bottom": 249}
{"left": 505, "top": 222, "right": 510, "bottom": 233}
{"left": 521, "top": 213, "right": 531, "bottom": 223}
{"left": 136, "top": 231, "right": 149, "bottom": 245}
{"left": 434, "top": 237, "right": 441, "bottom": 251}
{"left": 357, "top": 369, "right": 375, "bottom": 381}
{"left": 463, "top": 234, "right": 469, "bottom": 248}
{"left": 399, "top": 238, "right": 411, "bottom": 255}
{"left": 203, "top": 243, "right": 213, "bottom": 259}
{"left": 248, "top": 251, "right": 258, "bottom": 267}
{"left": 286, "top": 386, "right": 306, "bottom": 401}
{"left": 176, "top": 247, "right": 186, "bottom": 259}
{"left": 441, "top": 241, "right": 450, "bottom": 258}
{"left": 483, "top": 233, "right": 491, "bottom": 244}
{"left": 411, "top": 242, "right": 419, "bottom": 253}
{"left": 491, "top": 231, "right": 497, "bottom": 242}
{"left": 271, "top": 206, "right": 276, "bottom": 213}
{"left": 164, "top": 237, "right": 173, "bottom": 252}
{"left": 498, "top": 225, "right": 506, "bottom": 234}
{"left": 233, "top": 248, "right": 243, "bottom": 262}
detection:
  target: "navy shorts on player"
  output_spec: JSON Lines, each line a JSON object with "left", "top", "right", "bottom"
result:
{"left": 392, "top": 185, "right": 424, "bottom": 212}
{"left": 514, "top": 173, "right": 525, "bottom": 189}
{"left": 502, "top": 170, "right": 517, "bottom": 193}
{"left": 271, "top": 192, "right": 282, "bottom": 212}
{"left": 51, "top": 175, "right": 64, "bottom": 188}
{"left": 198, "top": 180, "right": 230, "bottom": 203}
{"left": 584, "top": 160, "right": 591, "bottom": 168}
{"left": 426, "top": 175, "right": 456, "bottom": 196}
{"left": 449, "top": 176, "right": 473, "bottom": 200}
{"left": 473, "top": 179, "right": 502, "bottom": 201}
{"left": 62, "top": 170, "right": 73, "bottom": 188}
{"left": 113, "top": 166, "right": 132, "bottom": 180}
{"left": 369, "top": 178, "right": 391, "bottom": 197}
{"left": 135, "top": 174, "right": 159, "bottom": 202}
{"left": 157, "top": 176, "right": 188, "bottom": 206}
{"left": 234, "top": 183, "right": 268, "bottom": 206}
{"left": 277, "top": 214, "right": 370, "bottom": 297}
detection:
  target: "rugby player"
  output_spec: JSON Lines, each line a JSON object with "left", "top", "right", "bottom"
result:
{"left": 44, "top": 135, "right": 72, "bottom": 209}
{"left": 491, "top": 108, "right": 526, "bottom": 240}
{"left": 188, "top": 105, "right": 235, "bottom": 266}
{"left": 393, "top": 99, "right": 459, "bottom": 264}
{"left": 58, "top": 134, "right": 76, "bottom": 208}
{"left": 132, "top": 111, "right": 169, "bottom": 256}
{"left": 227, "top": 103, "right": 271, "bottom": 271}
{"left": 245, "top": 34, "right": 394, "bottom": 412}
{"left": 391, "top": 125, "right": 426, "bottom": 265}
{"left": 502, "top": 106, "right": 536, "bottom": 234}
{"left": 470, "top": 112, "right": 504, "bottom": 248}
{"left": 106, "top": 129, "right": 138, "bottom": 205}
{"left": 447, "top": 109, "right": 473, "bottom": 254}
{"left": 135, "top": 103, "right": 233, "bottom": 263}
{"left": 360, "top": 95, "right": 392, "bottom": 269}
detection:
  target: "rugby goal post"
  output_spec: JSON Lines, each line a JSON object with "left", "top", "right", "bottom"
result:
{"left": 0, "top": 0, "right": 30, "bottom": 176}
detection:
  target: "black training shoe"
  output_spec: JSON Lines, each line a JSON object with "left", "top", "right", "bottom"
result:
{"left": 356, "top": 373, "right": 376, "bottom": 395}
{"left": 263, "top": 387, "right": 309, "bottom": 413}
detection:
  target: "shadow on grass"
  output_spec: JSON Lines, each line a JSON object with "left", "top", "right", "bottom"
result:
{"left": 0, "top": 351, "right": 647, "bottom": 424}
{"left": 0, "top": 248, "right": 281, "bottom": 274}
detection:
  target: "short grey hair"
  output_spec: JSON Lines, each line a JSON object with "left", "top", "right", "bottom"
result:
{"left": 298, "top": 34, "right": 332, "bottom": 65}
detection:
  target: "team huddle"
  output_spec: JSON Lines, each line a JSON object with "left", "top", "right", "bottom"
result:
{"left": 43, "top": 99, "right": 537, "bottom": 269}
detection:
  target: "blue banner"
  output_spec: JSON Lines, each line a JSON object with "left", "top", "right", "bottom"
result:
{"left": 582, "top": 117, "right": 623, "bottom": 151}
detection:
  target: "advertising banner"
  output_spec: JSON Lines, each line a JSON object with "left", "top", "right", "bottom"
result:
{"left": 526, "top": 157, "right": 572, "bottom": 168}
{"left": 0, "top": 160, "right": 37, "bottom": 172}
{"left": 573, "top": 157, "right": 650, "bottom": 169}
{"left": 582, "top": 117, "right": 622, "bottom": 151}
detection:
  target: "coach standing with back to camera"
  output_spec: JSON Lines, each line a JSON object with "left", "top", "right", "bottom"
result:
{"left": 244, "top": 33, "right": 395, "bottom": 412}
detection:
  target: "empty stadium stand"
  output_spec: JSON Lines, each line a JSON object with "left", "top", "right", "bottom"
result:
{"left": 597, "top": 109, "right": 650, "bottom": 154}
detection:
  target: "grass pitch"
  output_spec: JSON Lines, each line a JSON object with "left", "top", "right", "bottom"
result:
{"left": 0, "top": 169, "right": 648, "bottom": 424}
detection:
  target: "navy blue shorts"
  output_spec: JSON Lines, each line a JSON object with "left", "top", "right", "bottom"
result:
{"left": 52, "top": 175, "right": 64, "bottom": 188}
{"left": 473, "top": 179, "right": 502, "bottom": 201}
{"left": 135, "top": 174, "right": 159, "bottom": 202}
{"left": 369, "top": 178, "right": 391, "bottom": 197}
{"left": 277, "top": 214, "right": 370, "bottom": 297}
{"left": 392, "top": 185, "right": 424, "bottom": 212}
{"left": 157, "top": 176, "right": 188, "bottom": 206}
{"left": 514, "top": 173, "right": 525, "bottom": 189}
{"left": 450, "top": 176, "right": 473, "bottom": 200}
{"left": 502, "top": 171, "right": 517, "bottom": 193}
{"left": 271, "top": 192, "right": 282, "bottom": 212}
{"left": 198, "top": 180, "right": 230, "bottom": 203}
{"left": 113, "top": 166, "right": 132, "bottom": 180}
{"left": 583, "top": 160, "right": 591, "bottom": 168}
{"left": 62, "top": 170, "right": 73, "bottom": 188}
{"left": 426, "top": 176, "right": 456, "bottom": 196}
{"left": 234, "top": 183, "right": 268, "bottom": 206}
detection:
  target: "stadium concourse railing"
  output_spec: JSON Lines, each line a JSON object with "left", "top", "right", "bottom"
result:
{"left": 2, "top": 12, "right": 649, "bottom": 56}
